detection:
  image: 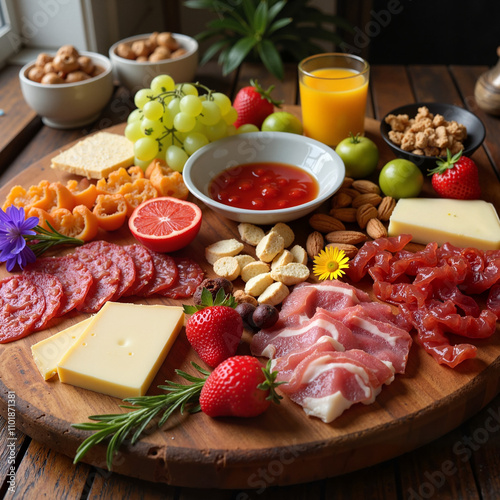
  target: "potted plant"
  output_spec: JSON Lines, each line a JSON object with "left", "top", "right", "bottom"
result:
{"left": 184, "top": 0, "right": 351, "bottom": 80}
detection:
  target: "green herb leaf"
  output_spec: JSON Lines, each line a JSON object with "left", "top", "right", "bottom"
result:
{"left": 223, "top": 36, "right": 258, "bottom": 75}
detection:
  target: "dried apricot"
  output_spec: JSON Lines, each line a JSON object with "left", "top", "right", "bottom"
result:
{"left": 148, "top": 160, "right": 188, "bottom": 200}
{"left": 2, "top": 180, "right": 53, "bottom": 211}
{"left": 25, "top": 207, "right": 55, "bottom": 231}
{"left": 93, "top": 193, "right": 128, "bottom": 231}
{"left": 66, "top": 179, "right": 98, "bottom": 208}
{"left": 119, "top": 178, "right": 158, "bottom": 216}
{"left": 51, "top": 205, "right": 99, "bottom": 241}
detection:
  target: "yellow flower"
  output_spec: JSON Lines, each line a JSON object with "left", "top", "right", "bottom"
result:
{"left": 313, "top": 246, "right": 349, "bottom": 281}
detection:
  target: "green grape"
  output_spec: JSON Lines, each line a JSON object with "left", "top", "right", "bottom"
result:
{"left": 127, "top": 108, "right": 143, "bottom": 124}
{"left": 198, "top": 101, "right": 221, "bottom": 126}
{"left": 167, "top": 97, "right": 181, "bottom": 115}
{"left": 143, "top": 100, "right": 164, "bottom": 121}
{"left": 125, "top": 120, "right": 144, "bottom": 142}
{"left": 222, "top": 106, "right": 238, "bottom": 125}
{"left": 166, "top": 145, "right": 188, "bottom": 172}
{"left": 236, "top": 124, "right": 260, "bottom": 134}
{"left": 180, "top": 95, "right": 203, "bottom": 117}
{"left": 177, "top": 83, "right": 198, "bottom": 96}
{"left": 161, "top": 109, "right": 174, "bottom": 129}
{"left": 206, "top": 120, "right": 228, "bottom": 141}
{"left": 226, "top": 124, "right": 237, "bottom": 136}
{"left": 150, "top": 75, "right": 175, "bottom": 93}
{"left": 173, "top": 112, "right": 196, "bottom": 133}
{"left": 212, "top": 92, "right": 232, "bottom": 115}
{"left": 134, "top": 137, "right": 159, "bottom": 162}
{"left": 134, "top": 88, "right": 153, "bottom": 109}
{"left": 183, "top": 132, "right": 209, "bottom": 155}
{"left": 140, "top": 118, "right": 163, "bottom": 139}
{"left": 191, "top": 119, "right": 207, "bottom": 136}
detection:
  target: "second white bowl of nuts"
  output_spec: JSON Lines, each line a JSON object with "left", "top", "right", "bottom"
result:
{"left": 108, "top": 32, "right": 198, "bottom": 92}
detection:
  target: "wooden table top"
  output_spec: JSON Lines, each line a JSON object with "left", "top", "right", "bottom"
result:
{"left": 1, "top": 60, "right": 500, "bottom": 500}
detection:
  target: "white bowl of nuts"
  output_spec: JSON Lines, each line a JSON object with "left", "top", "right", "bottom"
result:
{"left": 108, "top": 32, "right": 198, "bottom": 92}
{"left": 19, "top": 45, "right": 113, "bottom": 129}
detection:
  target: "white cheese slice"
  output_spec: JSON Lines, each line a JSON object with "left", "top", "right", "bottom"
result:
{"left": 388, "top": 198, "right": 500, "bottom": 250}
{"left": 57, "top": 302, "right": 184, "bottom": 399}
{"left": 31, "top": 318, "right": 93, "bottom": 380}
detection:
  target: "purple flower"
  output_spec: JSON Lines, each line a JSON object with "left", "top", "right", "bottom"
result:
{"left": 0, "top": 206, "right": 38, "bottom": 271}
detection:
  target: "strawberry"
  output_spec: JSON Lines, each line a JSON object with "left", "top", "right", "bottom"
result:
{"left": 200, "top": 356, "right": 283, "bottom": 417}
{"left": 233, "top": 79, "right": 282, "bottom": 129}
{"left": 428, "top": 149, "right": 481, "bottom": 200}
{"left": 184, "top": 288, "right": 243, "bottom": 368}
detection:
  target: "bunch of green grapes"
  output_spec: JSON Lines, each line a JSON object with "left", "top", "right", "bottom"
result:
{"left": 125, "top": 75, "right": 239, "bottom": 172}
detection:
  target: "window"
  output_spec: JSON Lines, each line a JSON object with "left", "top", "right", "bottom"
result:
{"left": 0, "top": 0, "right": 18, "bottom": 65}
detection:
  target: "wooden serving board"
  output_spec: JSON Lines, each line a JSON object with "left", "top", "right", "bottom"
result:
{"left": 1, "top": 118, "right": 500, "bottom": 489}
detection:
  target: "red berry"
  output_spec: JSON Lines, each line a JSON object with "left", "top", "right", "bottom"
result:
{"left": 233, "top": 79, "right": 282, "bottom": 129}
{"left": 428, "top": 150, "right": 481, "bottom": 200}
{"left": 200, "top": 356, "right": 282, "bottom": 418}
{"left": 186, "top": 306, "right": 243, "bottom": 368}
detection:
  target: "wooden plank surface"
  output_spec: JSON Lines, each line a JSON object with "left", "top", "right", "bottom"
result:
{"left": 1, "top": 116, "right": 500, "bottom": 490}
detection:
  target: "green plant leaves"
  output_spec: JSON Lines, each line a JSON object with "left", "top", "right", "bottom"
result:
{"left": 258, "top": 40, "right": 284, "bottom": 80}
{"left": 224, "top": 36, "right": 258, "bottom": 75}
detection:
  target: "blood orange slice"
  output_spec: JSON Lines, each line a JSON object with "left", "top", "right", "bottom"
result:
{"left": 129, "top": 197, "right": 202, "bottom": 253}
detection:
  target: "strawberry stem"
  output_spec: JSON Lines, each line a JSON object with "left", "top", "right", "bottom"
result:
{"left": 428, "top": 148, "right": 463, "bottom": 176}
{"left": 257, "top": 359, "right": 287, "bottom": 404}
{"left": 250, "top": 79, "right": 283, "bottom": 108}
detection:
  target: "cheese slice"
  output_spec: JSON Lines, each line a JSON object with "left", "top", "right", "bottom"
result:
{"left": 57, "top": 302, "right": 184, "bottom": 399}
{"left": 31, "top": 318, "right": 93, "bottom": 380}
{"left": 388, "top": 198, "right": 500, "bottom": 250}
{"left": 50, "top": 132, "right": 134, "bottom": 179}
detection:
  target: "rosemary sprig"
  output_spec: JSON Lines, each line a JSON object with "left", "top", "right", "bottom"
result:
{"left": 72, "top": 363, "right": 210, "bottom": 470}
{"left": 25, "top": 221, "right": 85, "bottom": 256}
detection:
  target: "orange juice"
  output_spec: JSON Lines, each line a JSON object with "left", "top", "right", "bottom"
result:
{"left": 299, "top": 56, "right": 369, "bottom": 147}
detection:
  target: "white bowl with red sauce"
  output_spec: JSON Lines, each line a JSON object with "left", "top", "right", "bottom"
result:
{"left": 183, "top": 131, "right": 345, "bottom": 224}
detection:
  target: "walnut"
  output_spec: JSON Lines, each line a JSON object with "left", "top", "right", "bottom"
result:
{"left": 193, "top": 278, "right": 234, "bottom": 305}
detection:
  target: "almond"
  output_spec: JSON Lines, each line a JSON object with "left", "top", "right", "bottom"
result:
{"left": 341, "top": 177, "right": 354, "bottom": 188}
{"left": 366, "top": 218, "right": 388, "bottom": 239}
{"left": 329, "top": 207, "right": 357, "bottom": 223}
{"left": 306, "top": 231, "right": 324, "bottom": 259}
{"left": 326, "top": 242, "right": 358, "bottom": 259}
{"left": 356, "top": 204, "right": 378, "bottom": 229}
{"left": 325, "top": 230, "right": 367, "bottom": 245}
{"left": 309, "top": 213, "right": 345, "bottom": 232}
{"left": 351, "top": 179, "right": 381, "bottom": 195}
{"left": 338, "top": 187, "right": 360, "bottom": 199}
{"left": 351, "top": 192, "right": 382, "bottom": 208}
{"left": 377, "top": 196, "right": 397, "bottom": 221}
{"left": 331, "top": 191, "right": 352, "bottom": 209}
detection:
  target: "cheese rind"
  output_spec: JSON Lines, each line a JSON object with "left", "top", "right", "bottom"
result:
{"left": 50, "top": 132, "right": 134, "bottom": 179}
{"left": 31, "top": 318, "right": 93, "bottom": 380}
{"left": 57, "top": 302, "right": 184, "bottom": 399}
{"left": 388, "top": 198, "right": 500, "bottom": 250}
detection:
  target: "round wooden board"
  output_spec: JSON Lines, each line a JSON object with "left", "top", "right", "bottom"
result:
{"left": 1, "top": 118, "right": 500, "bottom": 489}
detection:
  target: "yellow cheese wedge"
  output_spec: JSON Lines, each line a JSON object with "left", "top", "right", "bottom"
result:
{"left": 31, "top": 318, "right": 93, "bottom": 380}
{"left": 388, "top": 198, "right": 500, "bottom": 250}
{"left": 57, "top": 302, "right": 184, "bottom": 399}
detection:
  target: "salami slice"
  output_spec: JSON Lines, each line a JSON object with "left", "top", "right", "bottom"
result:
{"left": 24, "top": 271, "right": 63, "bottom": 330}
{"left": 160, "top": 257, "right": 204, "bottom": 299}
{"left": 76, "top": 241, "right": 136, "bottom": 299}
{"left": 74, "top": 251, "right": 121, "bottom": 313}
{"left": 25, "top": 256, "right": 93, "bottom": 316}
{"left": 122, "top": 244, "right": 155, "bottom": 297}
{"left": 139, "top": 251, "right": 178, "bottom": 296}
{"left": 0, "top": 275, "right": 45, "bottom": 343}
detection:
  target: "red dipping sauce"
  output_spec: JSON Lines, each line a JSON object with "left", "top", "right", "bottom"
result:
{"left": 209, "top": 162, "right": 319, "bottom": 211}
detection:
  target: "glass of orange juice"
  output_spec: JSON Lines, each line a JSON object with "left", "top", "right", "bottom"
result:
{"left": 298, "top": 53, "right": 370, "bottom": 147}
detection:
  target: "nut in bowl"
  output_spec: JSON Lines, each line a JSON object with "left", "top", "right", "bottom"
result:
{"left": 380, "top": 102, "right": 486, "bottom": 171}
{"left": 19, "top": 49, "right": 113, "bottom": 129}
{"left": 109, "top": 32, "right": 198, "bottom": 92}
{"left": 183, "top": 131, "right": 345, "bottom": 225}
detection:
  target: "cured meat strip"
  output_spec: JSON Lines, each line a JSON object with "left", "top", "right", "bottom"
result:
{"left": 279, "top": 350, "right": 388, "bottom": 423}
{"left": 251, "top": 308, "right": 357, "bottom": 359}
{"left": 122, "top": 244, "right": 155, "bottom": 297}
{"left": 0, "top": 275, "right": 45, "bottom": 343}
{"left": 76, "top": 241, "right": 136, "bottom": 299}
{"left": 74, "top": 251, "right": 121, "bottom": 313}
{"left": 160, "top": 257, "right": 204, "bottom": 299}
{"left": 25, "top": 256, "right": 93, "bottom": 316}
{"left": 24, "top": 271, "right": 63, "bottom": 331}
{"left": 139, "top": 251, "right": 178, "bottom": 296}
